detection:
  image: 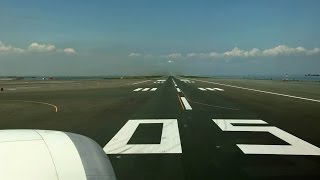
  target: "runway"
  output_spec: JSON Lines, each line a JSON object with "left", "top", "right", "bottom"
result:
{"left": 0, "top": 76, "right": 320, "bottom": 179}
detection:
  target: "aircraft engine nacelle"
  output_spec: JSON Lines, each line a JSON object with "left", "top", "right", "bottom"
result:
{"left": 0, "top": 130, "right": 116, "bottom": 180}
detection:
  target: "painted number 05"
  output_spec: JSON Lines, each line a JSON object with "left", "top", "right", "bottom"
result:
{"left": 213, "top": 119, "right": 320, "bottom": 155}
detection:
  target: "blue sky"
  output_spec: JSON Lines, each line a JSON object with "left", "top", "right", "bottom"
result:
{"left": 1, "top": 0, "right": 320, "bottom": 76}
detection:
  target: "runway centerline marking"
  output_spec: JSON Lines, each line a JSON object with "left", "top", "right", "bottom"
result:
{"left": 172, "top": 79, "right": 177, "bottom": 87}
{"left": 177, "top": 96, "right": 185, "bottom": 110}
{"left": 150, "top": 88, "right": 157, "bottom": 91}
{"left": 192, "top": 79, "right": 320, "bottom": 103}
{"left": 176, "top": 88, "right": 181, "bottom": 92}
{"left": 142, "top": 88, "right": 150, "bottom": 91}
{"left": 180, "top": 97, "right": 192, "bottom": 110}
{"left": 3, "top": 100, "right": 58, "bottom": 112}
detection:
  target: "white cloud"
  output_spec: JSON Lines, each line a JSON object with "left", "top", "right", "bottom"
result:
{"left": 307, "top": 48, "right": 320, "bottom": 55}
{"left": 223, "top": 47, "right": 245, "bottom": 57}
{"left": 186, "top": 53, "right": 196, "bottom": 58}
{"left": 128, "top": 45, "right": 320, "bottom": 61}
{"left": 0, "top": 41, "right": 25, "bottom": 54}
{"left": 64, "top": 48, "right": 76, "bottom": 55}
{"left": 208, "top": 52, "right": 223, "bottom": 58}
{"left": 28, "top": 43, "right": 56, "bottom": 52}
{"left": 177, "top": 45, "right": 320, "bottom": 60}
{"left": 129, "top": 52, "right": 141, "bottom": 57}
{"left": 222, "top": 47, "right": 260, "bottom": 58}
{"left": 262, "top": 45, "right": 320, "bottom": 56}
{"left": 0, "top": 41, "right": 77, "bottom": 55}
{"left": 247, "top": 48, "right": 260, "bottom": 57}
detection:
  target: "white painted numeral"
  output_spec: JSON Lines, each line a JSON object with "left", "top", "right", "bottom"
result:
{"left": 212, "top": 119, "right": 320, "bottom": 155}
{"left": 104, "top": 119, "right": 182, "bottom": 154}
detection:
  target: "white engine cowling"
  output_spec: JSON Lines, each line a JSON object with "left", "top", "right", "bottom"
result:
{"left": 0, "top": 130, "right": 116, "bottom": 180}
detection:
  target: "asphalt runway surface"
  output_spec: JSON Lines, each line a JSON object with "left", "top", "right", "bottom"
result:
{"left": 0, "top": 77, "right": 320, "bottom": 179}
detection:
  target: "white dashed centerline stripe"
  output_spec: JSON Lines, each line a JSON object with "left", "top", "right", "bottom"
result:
{"left": 172, "top": 79, "right": 177, "bottom": 86}
{"left": 133, "top": 88, "right": 142, "bottom": 91}
{"left": 192, "top": 79, "right": 320, "bottom": 103}
{"left": 180, "top": 97, "right": 192, "bottom": 110}
{"left": 150, "top": 88, "right": 157, "bottom": 91}
{"left": 176, "top": 88, "right": 181, "bottom": 92}
{"left": 142, "top": 88, "right": 150, "bottom": 91}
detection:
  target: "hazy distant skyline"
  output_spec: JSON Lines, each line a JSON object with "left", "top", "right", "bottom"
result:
{"left": 1, "top": 0, "right": 320, "bottom": 76}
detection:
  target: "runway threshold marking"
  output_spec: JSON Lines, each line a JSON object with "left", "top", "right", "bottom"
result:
{"left": 198, "top": 87, "right": 224, "bottom": 91}
{"left": 180, "top": 79, "right": 195, "bottom": 83}
{"left": 4, "top": 100, "right": 58, "bottom": 112}
{"left": 192, "top": 79, "right": 320, "bottom": 103}
{"left": 133, "top": 88, "right": 143, "bottom": 91}
{"left": 133, "top": 88, "right": 157, "bottom": 92}
{"left": 132, "top": 80, "right": 151, "bottom": 85}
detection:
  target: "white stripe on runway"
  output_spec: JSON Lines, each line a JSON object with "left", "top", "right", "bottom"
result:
{"left": 214, "top": 88, "right": 224, "bottom": 91}
{"left": 133, "top": 88, "right": 142, "bottom": 91}
{"left": 176, "top": 88, "right": 181, "bottom": 92}
{"left": 192, "top": 79, "right": 320, "bottom": 103}
{"left": 150, "top": 88, "right": 157, "bottom": 91}
{"left": 172, "top": 79, "right": 177, "bottom": 86}
{"left": 181, "top": 97, "right": 192, "bottom": 110}
{"left": 132, "top": 80, "right": 151, "bottom": 85}
{"left": 198, "top": 88, "right": 207, "bottom": 91}
{"left": 142, "top": 88, "right": 150, "bottom": 91}
{"left": 206, "top": 88, "right": 215, "bottom": 91}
